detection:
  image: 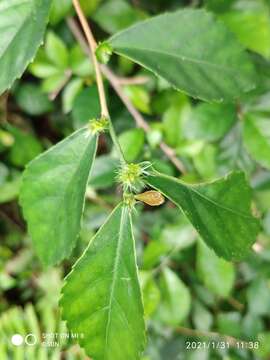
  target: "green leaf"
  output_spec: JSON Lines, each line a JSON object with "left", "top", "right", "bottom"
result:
{"left": 156, "top": 267, "right": 191, "bottom": 326}
{"left": 70, "top": 45, "right": 93, "bottom": 77}
{"left": 20, "top": 127, "right": 97, "bottom": 266}
{"left": 143, "top": 241, "right": 170, "bottom": 270}
{"left": 72, "top": 86, "right": 101, "bottom": 129}
{"left": 45, "top": 31, "right": 69, "bottom": 69}
{"left": 197, "top": 240, "right": 235, "bottom": 297}
{"left": 221, "top": 10, "right": 270, "bottom": 59}
{"left": 243, "top": 114, "right": 270, "bottom": 169}
{"left": 184, "top": 103, "right": 237, "bottom": 142}
{"left": 79, "top": 0, "right": 101, "bottom": 16}
{"left": 41, "top": 72, "right": 66, "bottom": 93}
{"left": 118, "top": 128, "right": 145, "bottom": 162}
{"left": 123, "top": 85, "right": 151, "bottom": 114}
{"left": 108, "top": 9, "right": 256, "bottom": 102}
{"left": 93, "top": 0, "right": 147, "bottom": 34}
{"left": 28, "top": 48, "right": 60, "bottom": 78}
{"left": 62, "top": 78, "right": 83, "bottom": 114}
{"left": 0, "top": 177, "right": 21, "bottom": 204}
{"left": 162, "top": 102, "right": 190, "bottom": 147}
{"left": 192, "top": 300, "right": 213, "bottom": 331}
{"left": 89, "top": 155, "right": 119, "bottom": 189}
{"left": 247, "top": 278, "right": 270, "bottom": 316}
{"left": 217, "top": 123, "right": 254, "bottom": 174}
{"left": 0, "top": 0, "right": 52, "bottom": 95}
{"left": 49, "top": 0, "right": 72, "bottom": 25}
{"left": 7, "top": 125, "right": 43, "bottom": 167}
{"left": 146, "top": 171, "right": 260, "bottom": 261}
{"left": 217, "top": 312, "right": 242, "bottom": 338}
{"left": 242, "top": 313, "right": 264, "bottom": 340}
{"left": 205, "top": 0, "right": 235, "bottom": 13}
{"left": 60, "top": 204, "right": 146, "bottom": 360}
{"left": 15, "top": 83, "right": 53, "bottom": 116}
{"left": 140, "top": 271, "right": 160, "bottom": 317}
{"left": 193, "top": 144, "right": 217, "bottom": 180}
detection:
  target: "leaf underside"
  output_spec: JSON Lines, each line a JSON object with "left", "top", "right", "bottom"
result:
{"left": 0, "top": 0, "right": 52, "bottom": 95}
{"left": 109, "top": 9, "right": 256, "bottom": 102}
{"left": 146, "top": 172, "right": 260, "bottom": 261}
{"left": 20, "top": 127, "right": 97, "bottom": 266}
{"left": 60, "top": 204, "right": 146, "bottom": 360}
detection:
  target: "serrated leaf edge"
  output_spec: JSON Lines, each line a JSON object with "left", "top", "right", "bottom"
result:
{"left": 60, "top": 204, "right": 146, "bottom": 359}
{"left": 19, "top": 126, "right": 98, "bottom": 266}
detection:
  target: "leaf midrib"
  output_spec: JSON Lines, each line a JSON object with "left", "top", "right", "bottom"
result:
{"left": 113, "top": 46, "right": 243, "bottom": 76}
{"left": 187, "top": 185, "right": 252, "bottom": 219}
{"left": 105, "top": 206, "right": 126, "bottom": 359}
{"left": 148, "top": 174, "right": 253, "bottom": 219}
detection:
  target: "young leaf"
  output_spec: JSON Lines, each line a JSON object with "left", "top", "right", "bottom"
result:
{"left": 108, "top": 9, "right": 256, "bottom": 102}
{"left": 184, "top": 103, "right": 237, "bottom": 142}
{"left": 243, "top": 114, "right": 270, "bottom": 169}
{"left": 118, "top": 128, "right": 145, "bottom": 162}
{"left": 15, "top": 83, "right": 53, "bottom": 116}
{"left": 146, "top": 172, "right": 260, "bottom": 261}
{"left": 156, "top": 267, "right": 191, "bottom": 326}
{"left": 140, "top": 271, "right": 160, "bottom": 318}
{"left": 45, "top": 31, "right": 69, "bottom": 69}
{"left": 0, "top": 0, "right": 52, "bottom": 95}
{"left": 7, "top": 125, "right": 43, "bottom": 167}
{"left": 60, "top": 204, "right": 146, "bottom": 360}
{"left": 89, "top": 155, "right": 119, "bottom": 189}
{"left": 197, "top": 240, "right": 235, "bottom": 298}
{"left": 20, "top": 127, "right": 97, "bottom": 266}
{"left": 72, "top": 86, "right": 100, "bottom": 129}
{"left": 93, "top": 0, "right": 146, "bottom": 34}
{"left": 221, "top": 11, "right": 270, "bottom": 59}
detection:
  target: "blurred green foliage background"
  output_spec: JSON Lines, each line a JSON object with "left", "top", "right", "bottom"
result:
{"left": 1, "top": 0, "right": 270, "bottom": 359}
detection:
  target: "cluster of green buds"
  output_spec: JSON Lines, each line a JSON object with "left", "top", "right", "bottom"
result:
{"left": 117, "top": 161, "right": 151, "bottom": 193}
{"left": 89, "top": 116, "right": 109, "bottom": 134}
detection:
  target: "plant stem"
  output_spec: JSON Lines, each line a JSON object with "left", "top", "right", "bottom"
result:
{"left": 72, "top": 0, "right": 107, "bottom": 117}
{"left": 0, "top": 92, "right": 8, "bottom": 123}
{"left": 101, "top": 67, "right": 187, "bottom": 174}
{"left": 67, "top": 17, "right": 187, "bottom": 174}
{"left": 71, "top": 1, "right": 126, "bottom": 164}
{"left": 49, "top": 69, "right": 72, "bottom": 101}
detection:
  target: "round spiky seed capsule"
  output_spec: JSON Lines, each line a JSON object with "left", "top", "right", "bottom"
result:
{"left": 135, "top": 190, "right": 165, "bottom": 206}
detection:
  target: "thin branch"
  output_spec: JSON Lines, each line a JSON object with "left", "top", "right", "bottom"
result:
{"left": 116, "top": 76, "right": 150, "bottom": 86}
{"left": 49, "top": 69, "right": 72, "bottom": 101}
{"left": 67, "top": 17, "right": 89, "bottom": 54}
{"left": 175, "top": 326, "right": 249, "bottom": 348}
{"left": 71, "top": 3, "right": 125, "bottom": 164}
{"left": 86, "top": 189, "right": 113, "bottom": 210}
{"left": 67, "top": 17, "right": 187, "bottom": 174}
{"left": 72, "top": 0, "right": 108, "bottom": 118}
{"left": 0, "top": 92, "right": 8, "bottom": 123}
{"left": 102, "top": 66, "right": 187, "bottom": 173}
{"left": 0, "top": 209, "right": 25, "bottom": 231}
{"left": 227, "top": 296, "right": 244, "bottom": 312}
